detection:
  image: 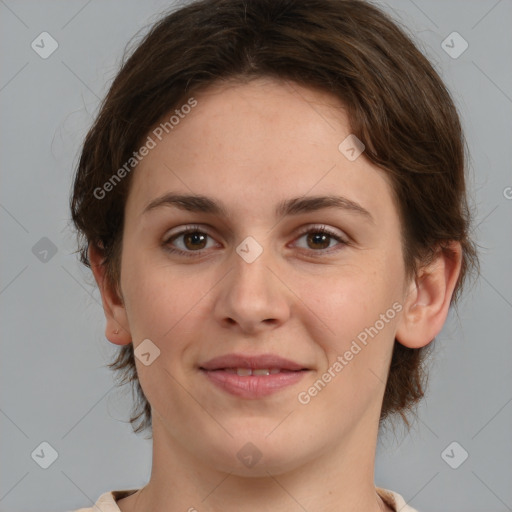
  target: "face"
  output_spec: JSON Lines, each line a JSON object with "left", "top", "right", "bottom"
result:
{"left": 115, "top": 77, "right": 410, "bottom": 475}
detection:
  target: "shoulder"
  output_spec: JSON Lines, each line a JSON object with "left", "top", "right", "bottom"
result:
{"left": 71, "top": 487, "right": 419, "bottom": 512}
{"left": 68, "top": 489, "right": 139, "bottom": 512}
{"left": 376, "top": 487, "right": 420, "bottom": 512}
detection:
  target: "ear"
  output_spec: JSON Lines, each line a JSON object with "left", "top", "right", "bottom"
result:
{"left": 88, "top": 243, "right": 132, "bottom": 346}
{"left": 396, "top": 242, "right": 462, "bottom": 349}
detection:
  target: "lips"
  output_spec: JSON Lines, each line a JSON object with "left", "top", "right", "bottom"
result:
{"left": 223, "top": 368, "right": 284, "bottom": 376}
{"left": 199, "top": 353, "right": 307, "bottom": 372}
{"left": 199, "top": 353, "right": 309, "bottom": 399}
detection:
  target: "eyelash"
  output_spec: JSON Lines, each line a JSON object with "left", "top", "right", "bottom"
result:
{"left": 162, "top": 224, "right": 349, "bottom": 258}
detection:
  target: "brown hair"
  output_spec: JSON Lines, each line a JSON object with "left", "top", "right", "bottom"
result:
{"left": 70, "top": 0, "right": 478, "bottom": 436}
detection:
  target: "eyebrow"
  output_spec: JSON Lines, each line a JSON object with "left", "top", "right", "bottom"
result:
{"left": 142, "top": 193, "right": 374, "bottom": 223}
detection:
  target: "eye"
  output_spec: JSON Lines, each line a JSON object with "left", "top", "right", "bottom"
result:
{"left": 163, "top": 225, "right": 217, "bottom": 257}
{"left": 163, "top": 224, "right": 348, "bottom": 258}
{"left": 292, "top": 225, "right": 348, "bottom": 253}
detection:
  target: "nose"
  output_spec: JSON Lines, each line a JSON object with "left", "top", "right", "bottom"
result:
{"left": 213, "top": 241, "right": 291, "bottom": 334}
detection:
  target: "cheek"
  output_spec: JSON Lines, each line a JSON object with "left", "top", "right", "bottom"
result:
{"left": 120, "top": 251, "right": 196, "bottom": 344}
{"left": 310, "top": 262, "right": 401, "bottom": 382}
{"left": 303, "top": 280, "right": 399, "bottom": 417}
{"left": 315, "top": 267, "right": 395, "bottom": 332}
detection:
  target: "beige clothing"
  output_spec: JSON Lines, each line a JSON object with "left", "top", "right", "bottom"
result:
{"left": 70, "top": 487, "right": 419, "bottom": 511}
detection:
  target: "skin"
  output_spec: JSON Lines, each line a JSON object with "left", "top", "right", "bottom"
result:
{"left": 90, "top": 77, "right": 462, "bottom": 512}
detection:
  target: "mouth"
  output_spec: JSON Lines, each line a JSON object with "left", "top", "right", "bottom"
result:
{"left": 199, "top": 353, "right": 308, "bottom": 372}
{"left": 200, "top": 367, "right": 306, "bottom": 376}
{"left": 199, "top": 354, "right": 310, "bottom": 398}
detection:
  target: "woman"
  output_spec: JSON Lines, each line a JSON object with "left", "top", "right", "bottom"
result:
{"left": 69, "top": 0, "right": 477, "bottom": 510}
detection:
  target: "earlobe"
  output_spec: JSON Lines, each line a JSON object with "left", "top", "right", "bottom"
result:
{"left": 396, "top": 242, "right": 462, "bottom": 349}
{"left": 88, "top": 243, "right": 132, "bottom": 346}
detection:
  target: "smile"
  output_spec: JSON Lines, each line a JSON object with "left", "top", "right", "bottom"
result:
{"left": 220, "top": 367, "right": 296, "bottom": 376}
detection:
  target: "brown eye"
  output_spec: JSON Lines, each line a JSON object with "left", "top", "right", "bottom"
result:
{"left": 306, "top": 232, "right": 332, "bottom": 250}
{"left": 164, "top": 226, "right": 217, "bottom": 257}
{"left": 293, "top": 225, "right": 348, "bottom": 253}
{"left": 181, "top": 231, "right": 208, "bottom": 250}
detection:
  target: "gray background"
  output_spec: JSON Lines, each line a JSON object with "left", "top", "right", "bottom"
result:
{"left": 1, "top": 1, "right": 511, "bottom": 511}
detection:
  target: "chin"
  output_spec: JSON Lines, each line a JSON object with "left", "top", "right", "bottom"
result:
{"left": 196, "top": 432, "right": 312, "bottom": 477}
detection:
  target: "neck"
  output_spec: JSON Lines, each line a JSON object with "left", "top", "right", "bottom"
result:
{"left": 119, "top": 410, "right": 390, "bottom": 512}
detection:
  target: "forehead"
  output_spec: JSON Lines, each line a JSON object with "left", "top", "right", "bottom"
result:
{"left": 125, "top": 78, "right": 396, "bottom": 222}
